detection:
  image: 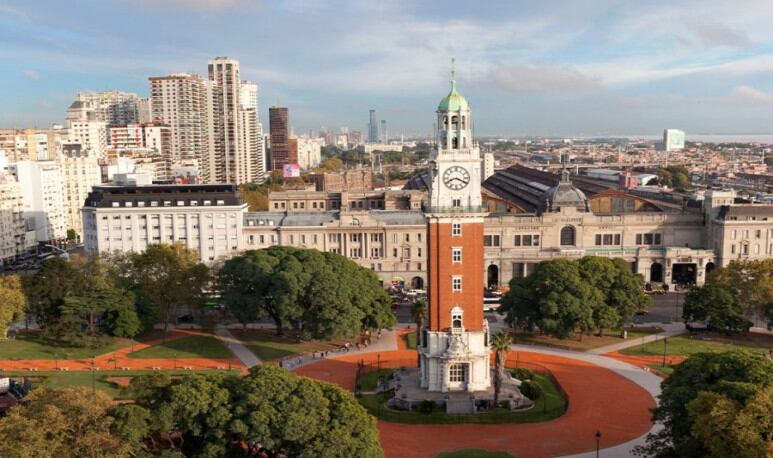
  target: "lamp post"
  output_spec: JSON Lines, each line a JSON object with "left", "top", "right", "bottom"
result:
{"left": 595, "top": 430, "right": 602, "bottom": 458}
{"left": 662, "top": 337, "right": 668, "bottom": 367}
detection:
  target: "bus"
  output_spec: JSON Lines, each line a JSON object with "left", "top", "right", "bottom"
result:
{"left": 483, "top": 296, "right": 502, "bottom": 312}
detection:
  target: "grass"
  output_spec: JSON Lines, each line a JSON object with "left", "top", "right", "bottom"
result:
{"left": 128, "top": 335, "right": 232, "bottom": 359}
{"left": 403, "top": 332, "right": 417, "bottom": 350}
{"left": 646, "top": 364, "right": 677, "bottom": 376}
{"left": 437, "top": 450, "right": 514, "bottom": 458}
{"left": 357, "top": 373, "right": 566, "bottom": 424}
{"left": 620, "top": 333, "right": 772, "bottom": 357}
{"left": 230, "top": 329, "right": 340, "bottom": 361}
{"left": 515, "top": 328, "right": 660, "bottom": 352}
{"left": 3, "top": 369, "right": 241, "bottom": 400}
{"left": 0, "top": 331, "right": 133, "bottom": 360}
{"left": 357, "top": 369, "right": 394, "bottom": 391}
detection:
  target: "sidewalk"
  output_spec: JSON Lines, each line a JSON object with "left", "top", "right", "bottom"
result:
{"left": 214, "top": 326, "right": 261, "bottom": 368}
{"left": 588, "top": 322, "right": 686, "bottom": 355}
{"left": 284, "top": 328, "right": 399, "bottom": 370}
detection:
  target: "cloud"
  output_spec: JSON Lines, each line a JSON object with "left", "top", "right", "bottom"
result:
{"left": 479, "top": 63, "right": 600, "bottom": 92}
{"left": 22, "top": 69, "right": 39, "bottom": 80}
{"left": 128, "top": 0, "right": 260, "bottom": 11}
{"left": 691, "top": 21, "right": 751, "bottom": 48}
{"left": 728, "top": 85, "right": 773, "bottom": 103}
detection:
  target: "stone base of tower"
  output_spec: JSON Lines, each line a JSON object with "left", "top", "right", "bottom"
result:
{"left": 417, "top": 323, "right": 491, "bottom": 393}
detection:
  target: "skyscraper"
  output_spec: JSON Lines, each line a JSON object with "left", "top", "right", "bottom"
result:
{"left": 368, "top": 109, "right": 378, "bottom": 143}
{"left": 269, "top": 107, "right": 290, "bottom": 170}
{"left": 239, "top": 80, "right": 265, "bottom": 183}
{"left": 380, "top": 119, "right": 388, "bottom": 143}
{"left": 149, "top": 73, "right": 216, "bottom": 181}
{"left": 208, "top": 57, "right": 242, "bottom": 183}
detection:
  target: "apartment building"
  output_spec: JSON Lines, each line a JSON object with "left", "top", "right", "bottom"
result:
{"left": 10, "top": 161, "right": 67, "bottom": 243}
{"left": 149, "top": 73, "right": 216, "bottom": 180}
{"left": 0, "top": 172, "right": 27, "bottom": 262}
{"left": 82, "top": 184, "right": 247, "bottom": 263}
{"left": 58, "top": 145, "right": 102, "bottom": 237}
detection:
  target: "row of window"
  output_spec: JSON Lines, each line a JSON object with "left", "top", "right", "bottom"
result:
{"left": 730, "top": 243, "right": 773, "bottom": 255}
{"left": 110, "top": 199, "right": 226, "bottom": 208}
{"left": 484, "top": 229, "right": 662, "bottom": 247}
{"left": 730, "top": 229, "right": 773, "bottom": 240}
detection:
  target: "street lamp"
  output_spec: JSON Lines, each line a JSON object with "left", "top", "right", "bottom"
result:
{"left": 595, "top": 430, "right": 602, "bottom": 458}
{"left": 662, "top": 337, "right": 668, "bottom": 367}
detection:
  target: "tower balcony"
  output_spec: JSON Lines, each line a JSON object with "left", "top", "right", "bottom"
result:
{"left": 423, "top": 204, "right": 486, "bottom": 214}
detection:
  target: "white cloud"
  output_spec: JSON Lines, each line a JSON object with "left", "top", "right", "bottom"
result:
{"left": 476, "top": 63, "right": 600, "bottom": 92}
{"left": 728, "top": 85, "right": 773, "bottom": 103}
{"left": 22, "top": 69, "right": 39, "bottom": 80}
{"left": 128, "top": 0, "right": 260, "bottom": 11}
{"left": 691, "top": 21, "right": 750, "bottom": 48}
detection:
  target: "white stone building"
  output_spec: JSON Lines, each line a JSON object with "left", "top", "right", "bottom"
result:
{"left": 58, "top": 145, "right": 102, "bottom": 237}
{"left": 295, "top": 137, "right": 324, "bottom": 170}
{"left": 0, "top": 172, "right": 27, "bottom": 262}
{"left": 82, "top": 184, "right": 247, "bottom": 263}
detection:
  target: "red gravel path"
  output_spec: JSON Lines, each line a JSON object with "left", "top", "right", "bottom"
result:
{"left": 296, "top": 349, "right": 655, "bottom": 458}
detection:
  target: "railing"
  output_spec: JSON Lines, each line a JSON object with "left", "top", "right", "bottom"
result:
{"left": 423, "top": 205, "right": 486, "bottom": 214}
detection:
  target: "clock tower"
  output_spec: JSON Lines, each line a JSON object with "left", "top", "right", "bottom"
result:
{"left": 419, "top": 60, "right": 490, "bottom": 392}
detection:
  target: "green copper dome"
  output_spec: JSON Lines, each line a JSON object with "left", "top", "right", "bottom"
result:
{"left": 438, "top": 80, "right": 469, "bottom": 111}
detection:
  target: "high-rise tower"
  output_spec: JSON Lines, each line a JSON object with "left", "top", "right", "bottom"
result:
{"left": 368, "top": 110, "right": 378, "bottom": 143}
{"left": 419, "top": 60, "right": 490, "bottom": 392}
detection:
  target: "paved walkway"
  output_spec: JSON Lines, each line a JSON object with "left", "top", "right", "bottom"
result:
{"left": 214, "top": 326, "right": 261, "bottom": 368}
{"left": 296, "top": 343, "right": 660, "bottom": 458}
{"left": 588, "top": 322, "right": 686, "bottom": 355}
{"left": 280, "top": 328, "right": 401, "bottom": 371}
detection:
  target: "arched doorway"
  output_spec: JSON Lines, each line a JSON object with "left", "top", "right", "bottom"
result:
{"left": 487, "top": 264, "right": 499, "bottom": 290}
{"left": 560, "top": 226, "right": 576, "bottom": 246}
{"left": 411, "top": 276, "right": 424, "bottom": 290}
{"left": 705, "top": 262, "right": 715, "bottom": 275}
{"left": 650, "top": 262, "right": 663, "bottom": 283}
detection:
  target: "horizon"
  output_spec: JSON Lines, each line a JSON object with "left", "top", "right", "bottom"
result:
{"left": 4, "top": 1, "right": 773, "bottom": 137}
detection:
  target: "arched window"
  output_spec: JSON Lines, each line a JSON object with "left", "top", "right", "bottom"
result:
{"left": 560, "top": 226, "right": 576, "bottom": 246}
{"left": 451, "top": 115, "right": 459, "bottom": 129}
{"left": 461, "top": 116, "right": 466, "bottom": 129}
{"left": 452, "top": 137, "right": 459, "bottom": 149}
{"left": 463, "top": 137, "right": 466, "bottom": 148}
{"left": 443, "top": 116, "right": 448, "bottom": 126}
{"left": 451, "top": 306, "right": 463, "bottom": 329}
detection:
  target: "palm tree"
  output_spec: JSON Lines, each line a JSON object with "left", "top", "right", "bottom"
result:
{"left": 492, "top": 330, "right": 513, "bottom": 405}
{"left": 411, "top": 299, "right": 426, "bottom": 343}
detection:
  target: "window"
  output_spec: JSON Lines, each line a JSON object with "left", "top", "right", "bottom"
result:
{"left": 452, "top": 247, "right": 462, "bottom": 263}
{"left": 484, "top": 235, "right": 500, "bottom": 247}
{"left": 514, "top": 235, "right": 521, "bottom": 246}
{"left": 560, "top": 226, "right": 576, "bottom": 246}
{"left": 449, "top": 363, "right": 466, "bottom": 382}
{"left": 452, "top": 310, "right": 463, "bottom": 329}
{"left": 452, "top": 199, "right": 461, "bottom": 208}
{"left": 452, "top": 276, "right": 462, "bottom": 292}
{"left": 417, "top": 233, "right": 422, "bottom": 242}
{"left": 405, "top": 233, "right": 410, "bottom": 242}
{"left": 403, "top": 248, "right": 411, "bottom": 258}
{"left": 393, "top": 248, "right": 398, "bottom": 257}
{"left": 452, "top": 223, "right": 462, "bottom": 236}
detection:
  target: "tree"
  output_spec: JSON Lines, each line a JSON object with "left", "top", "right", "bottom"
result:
{"left": 0, "top": 275, "right": 26, "bottom": 339}
{"left": 127, "top": 244, "right": 211, "bottom": 336}
{"left": 636, "top": 350, "right": 773, "bottom": 457}
{"left": 110, "top": 404, "right": 152, "bottom": 454}
{"left": 411, "top": 298, "right": 426, "bottom": 345}
{"left": 320, "top": 157, "right": 343, "bottom": 171}
{"left": 0, "top": 387, "right": 132, "bottom": 458}
{"left": 500, "top": 259, "right": 602, "bottom": 339}
{"left": 108, "top": 308, "right": 142, "bottom": 338}
{"left": 683, "top": 283, "right": 752, "bottom": 333}
{"left": 709, "top": 259, "right": 773, "bottom": 326}
{"left": 578, "top": 257, "right": 650, "bottom": 334}
{"left": 219, "top": 247, "right": 394, "bottom": 339}
{"left": 492, "top": 330, "right": 512, "bottom": 404}
{"left": 23, "top": 257, "right": 80, "bottom": 328}
{"left": 229, "top": 365, "right": 383, "bottom": 457}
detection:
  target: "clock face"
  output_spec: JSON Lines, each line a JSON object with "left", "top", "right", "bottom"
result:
{"left": 442, "top": 166, "right": 471, "bottom": 190}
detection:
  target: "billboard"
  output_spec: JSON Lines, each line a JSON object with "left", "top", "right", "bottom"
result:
{"left": 282, "top": 163, "right": 301, "bottom": 178}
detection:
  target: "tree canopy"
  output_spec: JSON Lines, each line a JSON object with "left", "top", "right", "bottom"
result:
{"left": 218, "top": 246, "right": 394, "bottom": 339}
{"left": 0, "top": 274, "right": 26, "bottom": 339}
{"left": 708, "top": 259, "right": 773, "bottom": 329}
{"left": 636, "top": 350, "right": 773, "bottom": 457}
{"left": 683, "top": 283, "right": 753, "bottom": 333}
{"left": 118, "top": 365, "right": 383, "bottom": 457}
{"left": 500, "top": 257, "right": 648, "bottom": 339}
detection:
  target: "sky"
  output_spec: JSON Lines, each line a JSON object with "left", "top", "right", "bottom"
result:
{"left": 4, "top": 0, "right": 773, "bottom": 137}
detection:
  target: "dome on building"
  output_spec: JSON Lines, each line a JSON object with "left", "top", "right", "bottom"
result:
{"left": 438, "top": 80, "right": 470, "bottom": 112}
{"left": 540, "top": 168, "right": 589, "bottom": 213}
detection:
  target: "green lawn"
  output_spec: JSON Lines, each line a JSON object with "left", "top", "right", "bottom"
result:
{"left": 620, "top": 334, "right": 771, "bottom": 357}
{"left": 515, "top": 328, "right": 660, "bottom": 352}
{"left": 0, "top": 332, "right": 133, "bottom": 360}
{"left": 647, "top": 364, "right": 677, "bottom": 376}
{"left": 4, "top": 369, "right": 241, "bottom": 400}
{"left": 357, "top": 373, "right": 566, "bottom": 424}
{"left": 128, "top": 336, "right": 232, "bottom": 359}
{"left": 357, "top": 369, "right": 394, "bottom": 391}
{"left": 231, "top": 330, "right": 339, "bottom": 361}
{"left": 437, "top": 450, "right": 514, "bottom": 458}
{"left": 403, "top": 332, "right": 417, "bottom": 350}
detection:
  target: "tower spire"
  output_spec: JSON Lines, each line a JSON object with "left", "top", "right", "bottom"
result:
{"left": 451, "top": 57, "right": 456, "bottom": 90}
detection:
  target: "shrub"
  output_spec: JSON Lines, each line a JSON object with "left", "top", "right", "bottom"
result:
{"left": 520, "top": 380, "right": 543, "bottom": 400}
{"left": 512, "top": 368, "right": 535, "bottom": 380}
{"left": 417, "top": 399, "right": 435, "bottom": 414}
